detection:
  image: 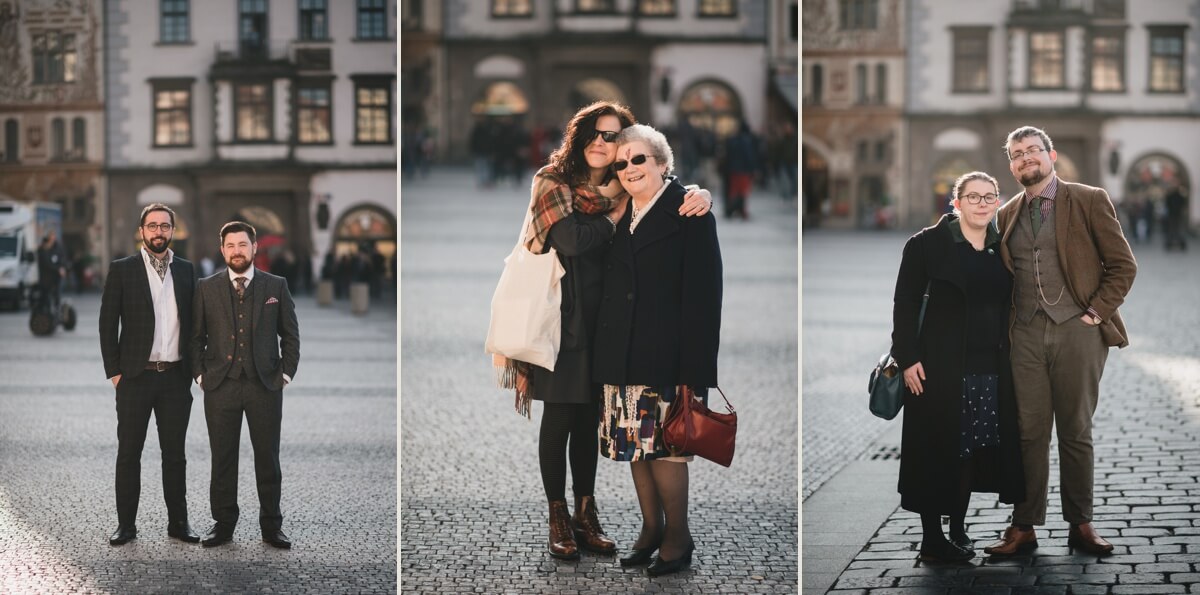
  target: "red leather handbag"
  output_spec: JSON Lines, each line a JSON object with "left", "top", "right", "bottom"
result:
{"left": 663, "top": 386, "right": 737, "bottom": 467}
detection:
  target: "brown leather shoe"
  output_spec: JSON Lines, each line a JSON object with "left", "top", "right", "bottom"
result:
{"left": 1068, "top": 522, "right": 1114, "bottom": 555}
{"left": 983, "top": 526, "right": 1038, "bottom": 556}
{"left": 547, "top": 500, "right": 580, "bottom": 560}
{"left": 571, "top": 495, "right": 617, "bottom": 554}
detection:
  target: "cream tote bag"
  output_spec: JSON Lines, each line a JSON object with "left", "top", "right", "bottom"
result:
{"left": 484, "top": 197, "right": 565, "bottom": 371}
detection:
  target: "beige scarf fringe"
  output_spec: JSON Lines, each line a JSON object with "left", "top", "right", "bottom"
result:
{"left": 493, "top": 354, "right": 532, "bottom": 419}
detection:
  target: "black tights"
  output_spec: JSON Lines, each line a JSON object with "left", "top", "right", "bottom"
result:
{"left": 920, "top": 460, "right": 974, "bottom": 548}
{"left": 539, "top": 402, "right": 600, "bottom": 502}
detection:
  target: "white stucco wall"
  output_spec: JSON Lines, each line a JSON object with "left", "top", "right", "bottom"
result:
{"left": 1100, "top": 118, "right": 1200, "bottom": 224}
{"left": 114, "top": 0, "right": 395, "bottom": 167}
{"left": 309, "top": 169, "right": 397, "bottom": 261}
{"left": 647, "top": 43, "right": 767, "bottom": 131}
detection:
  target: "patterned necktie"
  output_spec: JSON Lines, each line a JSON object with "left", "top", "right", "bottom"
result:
{"left": 1030, "top": 197, "right": 1043, "bottom": 235}
{"left": 150, "top": 255, "right": 168, "bottom": 280}
{"left": 235, "top": 277, "right": 246, "bottom": 299}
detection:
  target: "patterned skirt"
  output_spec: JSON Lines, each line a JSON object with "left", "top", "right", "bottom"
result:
{"left": 599, "top": 385, "right": 704, "bottom": 462}
{"left": 960, "top": 374, "right": 1001, "bottom": 459}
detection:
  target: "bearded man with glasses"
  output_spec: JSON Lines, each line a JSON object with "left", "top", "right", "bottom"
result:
{"left": 99, "top": 203, "right": 200, "bottom": 546}
{"left": 983, "top": 125, "right": 1137, "bottom": 557}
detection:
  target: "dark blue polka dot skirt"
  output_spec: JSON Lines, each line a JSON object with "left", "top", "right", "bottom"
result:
{"left": 960, "top": 374, "right": 1001, "bottom": 459}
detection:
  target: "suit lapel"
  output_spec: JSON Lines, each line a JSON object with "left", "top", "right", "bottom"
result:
{"left": 999, "top": 191, "right": 1026, "bottom": 272}
{"left": 251, "top": 275, "right": 267, "bottom": 335}
{"left": 1054, "top": 180, "right": 1072, "bottom": 270}
{"left": 631, "top": 184, "right": 683, "bottom": 254}
{"left": 134, "top": 254, "right": 154, "bottom": 308}
{"left": 217, "top": 274, "right": 235, "bottom": 333}
{"left": 170, "top": 260, "right": 187, "bottom": 311}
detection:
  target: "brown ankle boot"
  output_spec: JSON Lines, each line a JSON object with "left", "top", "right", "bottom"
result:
{"left": 571, "top": 495, "right": 617, "bottom": 554}
{"left": 547, "top": 500, "right": 579, "bottom": 560}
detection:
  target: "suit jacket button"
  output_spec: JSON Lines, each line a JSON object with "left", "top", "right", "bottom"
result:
{"left": 626, "top": 293, "right": 633, "bottom": 300}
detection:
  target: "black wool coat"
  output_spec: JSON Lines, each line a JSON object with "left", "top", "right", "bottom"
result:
{"left": 592, "top": 179, "right": 722, "bottom": 388}
{"left": 892, "top": 215, "right": 1024, "bottom": 514}
{"left": 530, "top": 210, "right": 615, "bottom": 404}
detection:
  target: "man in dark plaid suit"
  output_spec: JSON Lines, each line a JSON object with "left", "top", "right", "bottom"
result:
{"left": 99, "top": 203, "right": 199, "bottom": 546}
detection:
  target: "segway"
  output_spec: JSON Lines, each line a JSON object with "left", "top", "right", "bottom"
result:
{"left": 29, "top": 284, "right": 76, "bottom": 336}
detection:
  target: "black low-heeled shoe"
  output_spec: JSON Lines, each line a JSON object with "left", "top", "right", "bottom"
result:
{"left": 949, "top": 531, "right": 974, "bottom": 554}
{"left": 918, "top": 539, "right": 974, "bottom": 563}
{"left": 619, "top": 543, "right": 660, "bottom": 567}
{"left": 646, "top": 542, "right": 695, "bottom": 577}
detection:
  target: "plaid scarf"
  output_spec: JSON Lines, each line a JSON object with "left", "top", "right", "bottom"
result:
{"left": 495, "top": 166, "right": 626, "bottom": 417}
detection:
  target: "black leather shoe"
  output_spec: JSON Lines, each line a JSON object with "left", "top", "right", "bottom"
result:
{"left": 646, "top": 542, "right": 694, "bottom": 577}
{"left": 201, "top": 523, "right": 235, "bottom": 548}
{"left": 109, "top": 525, "right": 137, "bottom": 546}
{"left": 949, "top": 530, "right": 974, "bottom": 554}
{"left": 619, "top": 542, "right": 660, "bottom": 567}
{"left": 167, "top": 521, "right": 200, "bottom": 543}
{"left": 918, "top": 539, "right": 975, "bottom": 563}
{"left": 262, "top": 529, "right": 292, "bottom": 549}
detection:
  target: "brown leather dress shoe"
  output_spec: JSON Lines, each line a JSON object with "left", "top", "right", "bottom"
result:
{"left": 571, "top": 495, "right": 616, "bottom": 554}
{"left": 547, "top": 500, "right": 580, "bottom": 560}
{"left": 1068, "top": 522, "right": 1114, "bottom": 555}
{"left": 983, "top": 526, "right": 1038, "bottom": 556}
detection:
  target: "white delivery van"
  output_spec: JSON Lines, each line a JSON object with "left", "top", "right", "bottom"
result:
{"left": 0, "top": 198, "right": 63, "bottom": 310}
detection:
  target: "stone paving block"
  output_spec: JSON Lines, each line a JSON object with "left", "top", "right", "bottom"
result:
{"left": 1172, "top": 573, "right": 1200, "bottom": 583}
{"left": 1112, "top": 585, "right": 1187, "bottom": 594}
{"left": 1117, "top": 571, "right": 1167, "bottom": 583}
{"left": 1036, "top": 572, "right": 1116, "bottom": 585}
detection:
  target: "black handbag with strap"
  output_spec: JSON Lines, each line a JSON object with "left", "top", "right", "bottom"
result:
{"left": 868, "top": 281, "right": 930, "bottom": 420}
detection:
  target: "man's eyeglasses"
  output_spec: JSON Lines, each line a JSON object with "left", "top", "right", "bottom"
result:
{"left": 961, "top": 193, "right": 1000, "bottom": 204}
{"left": 591, "top": 130, "right": 619, "bottom": 144}
{"left": 143, "top": 223, "right": 173, "bottom": 232}
{"left": 1007, "top": 146, "right": 1045, "bottom": 162}
{"left": 613, "top": 154, "right": 649, "bottom": 172}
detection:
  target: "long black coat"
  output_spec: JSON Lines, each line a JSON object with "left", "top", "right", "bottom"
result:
{"left": 530, "top": 211, "right": 615, "bottom": 403}
{"left": 892, "top": 215, "right": 1024, "bottom": 514}
{"left": 592, "top": 180, "right": 722, "bottom": 388}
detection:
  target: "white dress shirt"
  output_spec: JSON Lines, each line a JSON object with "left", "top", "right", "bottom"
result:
{"left": 141, "top": 247, "right": 181, "bottom": 363}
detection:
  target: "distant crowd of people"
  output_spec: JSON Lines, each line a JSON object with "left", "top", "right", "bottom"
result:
{"left": 466, "top": 114, "right": 799, "bottom": 221}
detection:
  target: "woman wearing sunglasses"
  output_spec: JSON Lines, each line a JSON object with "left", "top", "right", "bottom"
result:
{"left": 591, "top": 124, "right": 723, "bottom": 577}
{"left": 494, "top": 101, "right": 712, "bottom": 561}
{"left": 890, "top": 171, "right": 1025, "bottom": 563}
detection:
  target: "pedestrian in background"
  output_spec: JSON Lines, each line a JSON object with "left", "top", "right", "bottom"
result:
{"left": 37, "top": 230, "right": 67, "bottom": 310}
{"left": 891, "top": 172, "right": 1025, "bottom": 563}
{"left": 722, "top": 120, "right": 759, "bottom": 219}
{"left": 1164, "top": 184, "right": 1188, "bottom": 251}
{"left": 493, "top": 101, "right": 712, "bottom": 562}
{"left": 469, "top": 117, "right": 496, "bottom": 188}
{"left": 98, "top": 203, "right": 199, "bottom": 546}
{"left": 191, "top": 221, "right": 300, "bottom": 549}
{"left": 592, "top": 124, "right": 723, "bottom": 577}
{"left": 985, "top": 125, "right": 1136, "bottom": 557}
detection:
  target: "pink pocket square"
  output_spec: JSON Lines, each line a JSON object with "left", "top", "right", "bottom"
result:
{"left": 265, "top": 297, "right": 279, "bottom": 304}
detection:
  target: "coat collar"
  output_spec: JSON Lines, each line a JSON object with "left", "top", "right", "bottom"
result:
{"left": 630, "top": 179, "right": 687, "bottom": 254}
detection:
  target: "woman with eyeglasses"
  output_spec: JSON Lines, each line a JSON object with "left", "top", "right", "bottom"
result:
{"left": 592, "top": 124, "right": 723, "bottom": 577}
{"left": 891, "top": 171, "right": 1025, "bottom": 563}
{"left": 493, "top": 101, "right": 712, "bottom": 562}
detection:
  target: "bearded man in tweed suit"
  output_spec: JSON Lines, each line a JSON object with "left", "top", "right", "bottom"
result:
{"left": 984, "top": 126, "right": 1137, "bottom": 557}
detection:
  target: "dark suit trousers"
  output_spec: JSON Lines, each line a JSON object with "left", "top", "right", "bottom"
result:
{"left": 114, "top": 366, "right": 192, "bottom": 526}
{"left": 204, "top": 376, "right": 283, "bottom": 530}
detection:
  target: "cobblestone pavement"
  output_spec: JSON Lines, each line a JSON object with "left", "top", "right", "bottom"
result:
{"left": 0, "top": 289, "right": 397, "bottom": 594}
{"left": 804, "top": 230, "right": 1200, "bottom": 594}
{"left": 802, "top": 230, "right": 910, "bottom": 499}
{"left": 400, "top": 168, "right": 799, "bottom": 593}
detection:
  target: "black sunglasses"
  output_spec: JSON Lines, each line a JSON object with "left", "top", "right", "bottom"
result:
{"left": 613, "top": 154, "right": 649, "bottom": 171}
{"left": 590, "top": 129, "right": 619, "bottom": 144}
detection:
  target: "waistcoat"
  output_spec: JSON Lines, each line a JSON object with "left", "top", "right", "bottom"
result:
{"left": 227, "top": 278, "right": 259, "bottom": 380}
{"left": 1008, "top": 200, "right": 1084, "bottom": 323}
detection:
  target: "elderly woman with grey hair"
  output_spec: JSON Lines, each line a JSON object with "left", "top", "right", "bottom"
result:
{"left": 591, "top": 124, "right": 724, "bottom": 576}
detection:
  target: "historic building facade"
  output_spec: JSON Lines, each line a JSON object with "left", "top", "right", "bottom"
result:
{"left": 438, "top": 0, "right": 769, "bottom": 165}
{"left": 801, "top": 0, "right": 906, "bottom": 228}
{"left": 0, "top": 0, "right": 105, "bottom": 266}
{"left": 104, "top": 0, "right": 396, "bottom": 273}
{"left": 904, "top": 0, "right": 1199, "bottom": 229}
